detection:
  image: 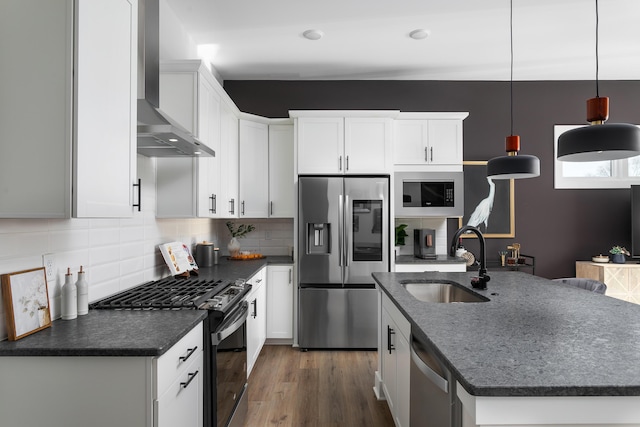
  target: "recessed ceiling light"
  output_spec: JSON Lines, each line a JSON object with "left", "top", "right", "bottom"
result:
{"left": 303, "top": 29, "right": 324, "bottom": 41}
{"left": 168, "top": 138, "right": 178, "bottom": 142}
{"left": 409, "top": 29, "right": 430, "bottom": 40}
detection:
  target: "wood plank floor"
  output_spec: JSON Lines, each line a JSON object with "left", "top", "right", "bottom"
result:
{"left": 244, "top": 345, "right": 395, "bottom": 427}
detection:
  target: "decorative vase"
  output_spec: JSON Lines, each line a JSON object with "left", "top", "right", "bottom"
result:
{"left": 228, "top": 237, "right": 241, "bottom": 257}
{"left": 611, "top": 253, "right": 626, "bottom": 264}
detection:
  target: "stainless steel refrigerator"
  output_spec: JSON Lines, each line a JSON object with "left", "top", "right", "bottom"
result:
{"left": 298, "top": 176, "right": 389, "bottom": 349}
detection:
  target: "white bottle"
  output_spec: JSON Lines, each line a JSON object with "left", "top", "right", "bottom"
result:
{"left": 76, "top": 266, "right": 89, "bottom": 315}
{"left": 61, "top": 267, "right": 77, "bottom": 320}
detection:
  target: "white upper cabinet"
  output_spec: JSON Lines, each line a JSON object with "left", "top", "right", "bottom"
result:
{"left": 156, "top": 61, "right": 223, "bottom": 218}
{"left": 294, "top": 112, "right": 397, "bottom": 175}
{"left": 239, "top": 119, "right": 269, "bottom": 218}
{"left": 268, "top": 124, "right": 294, "bottom": 217}
{"left": 0, "top": 0, "right": 138, "bottom": 218}
{"left": 344, "top": 117, "right": 393, "bottom": 173}
{"left": 220, "top": 102, "right": 240, "bottom": 218}
{"left": 393, "top": 113, "right": 468, "bottom": 171}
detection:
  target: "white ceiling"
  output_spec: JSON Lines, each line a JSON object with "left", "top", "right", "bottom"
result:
{"left": 164, "top": 0, "right": 640, "bottom": 81}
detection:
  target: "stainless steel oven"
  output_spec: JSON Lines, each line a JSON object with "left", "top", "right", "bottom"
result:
{"left": 209, "top": 300, "right": 249, "bottom": 427}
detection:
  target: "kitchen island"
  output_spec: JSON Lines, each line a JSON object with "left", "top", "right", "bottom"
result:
{"left": 373, "top": 271, "right": 640, "bottom": 426}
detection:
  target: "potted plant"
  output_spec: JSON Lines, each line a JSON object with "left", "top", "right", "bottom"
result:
{"left": 226, "top": 221, "right": 255, "bottom": 257}
{"left": 609, "top": 246, "right": 630, "bottom": 264}
{"left": 395, "top": 224, "right": 409, "bottom": 258}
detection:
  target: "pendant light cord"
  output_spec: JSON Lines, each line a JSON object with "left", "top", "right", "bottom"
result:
{"left": 595, "top": 0, "right": 600, "bottom": 97}
{"left": 510, "top": 0, "right": 514, "bottom": 136}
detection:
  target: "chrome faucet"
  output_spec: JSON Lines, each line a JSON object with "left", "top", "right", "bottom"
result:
{"left": 450, "top": 225, "right": 490, "bottom": 290}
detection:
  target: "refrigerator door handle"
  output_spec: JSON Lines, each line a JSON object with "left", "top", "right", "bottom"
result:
{"left": 344, "top": 195, "right": 350, "bottom": 267}
{"left": 338, "top": 194, "right": 343, "bottom": 267}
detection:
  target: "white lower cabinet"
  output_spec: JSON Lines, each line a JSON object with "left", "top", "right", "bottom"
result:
{"left": 380, "top": 291, "right": 410, "bottom": 427}
{"left": 153, "top": 322, "right": 203, "bottom": 427}
{"left": 0, "top": 322, "right": 203, "bottom": 427}
{"left": 266, "top": 265, "right": 294, "bottom": 340}
{"left": 246, "top": 267, "right": 267, "bottom": 376}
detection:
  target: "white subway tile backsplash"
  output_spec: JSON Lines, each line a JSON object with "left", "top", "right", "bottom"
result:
{"left": 50, "top": 229, "right": 90, "bottom": 252}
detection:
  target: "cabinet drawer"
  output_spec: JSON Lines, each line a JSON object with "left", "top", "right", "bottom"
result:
{"left": 382, "top": 293, "right": 410, "bottom": 340}
{"left": 155, "top": 351, "right": 203, "bottom": 427}
{"left": 155, "top": 322, "right": 203, "bottom": 395}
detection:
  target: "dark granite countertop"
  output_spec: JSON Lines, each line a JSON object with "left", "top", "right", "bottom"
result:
{"left": 0, "top": 310, "right": 208, "bottom": 357}
{"left": 373, "top": 271, "right": 640, "bottom": 397}
{"left": 395, "top": 254, "right": 465, "bottom": 264}
{"left": 0, "top": 256, "right": 293, "bottom": 357}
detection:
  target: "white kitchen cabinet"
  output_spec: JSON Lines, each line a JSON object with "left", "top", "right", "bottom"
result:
{"left": 394, "top": 114, "right": 468, "bottom": 171}
{"left": 154, "top": 322, "right": 203, "bottom": 427}
{"left": 239, "top": 119, "right": 269, "bottom": 218}
{"left": 295, "top": 114, "right": 394, "bottom": 175}
{"left": 268, "top": 124, "right": 295, "bottom": 217}
{"left": 266, "top": 265, "right": 294, "bottom": 340}
{"left": 156, "top": 61, "right": 222, "bottom": 218}
{"left": 0, "top": 321, "right": 203, "bottom": 427}
{"left": 0, "top": 0, "right": 138, "bottom": 218}
{"left": 380, "top": 291, "right": 410, "bottom": 427}
{"left": 246, "top": 267, "right": 267, "bottom": 376}
{"left": 220, "top": 101, "right": 240, "bottom": 217}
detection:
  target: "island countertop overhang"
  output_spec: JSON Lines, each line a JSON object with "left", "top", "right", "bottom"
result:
{"left": 373, "top": 271, "right": 640, "bottom": 397}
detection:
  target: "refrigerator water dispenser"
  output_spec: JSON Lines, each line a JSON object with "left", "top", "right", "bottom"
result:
{"left": 307, "top": 223, "right": 330, "bottom": 254}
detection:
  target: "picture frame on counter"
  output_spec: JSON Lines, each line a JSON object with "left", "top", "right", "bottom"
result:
{"left": 458, "top": 161, "right": 515, "bottom": 238}
{"left": 1, "top": 267, "right": 52, "bottom": 341}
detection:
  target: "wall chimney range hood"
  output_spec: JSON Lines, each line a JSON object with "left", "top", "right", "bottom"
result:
{"left": 137, "top": 0, "right": 215, "bottom": 157}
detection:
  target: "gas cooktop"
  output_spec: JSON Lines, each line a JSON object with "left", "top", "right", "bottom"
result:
{"left": 90, "top": 277, "right": 226, "bottom": 311}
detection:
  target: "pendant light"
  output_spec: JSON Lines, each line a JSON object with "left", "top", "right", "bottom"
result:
{"left": 487, "top": 0, "right": 540, "bottom": 180}
{"left": 557, "top": 0, "right": 640, "bottom": 162}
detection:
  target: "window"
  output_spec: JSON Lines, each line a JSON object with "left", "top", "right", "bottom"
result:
{"left": 554, "top": 125, "right": 640, "bottom": 189}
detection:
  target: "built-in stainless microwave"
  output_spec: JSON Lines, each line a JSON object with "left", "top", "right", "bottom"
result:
{"left": 394, "top": 171, "right": 464, "bottom": 217}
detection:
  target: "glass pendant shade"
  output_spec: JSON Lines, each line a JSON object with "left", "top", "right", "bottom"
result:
{"left": 487, "top": 135, "right": 540, "bottom": 179}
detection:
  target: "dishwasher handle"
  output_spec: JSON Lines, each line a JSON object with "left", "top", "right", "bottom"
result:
{"left": 410, "top": 339, "right": 449, "bottom": 394}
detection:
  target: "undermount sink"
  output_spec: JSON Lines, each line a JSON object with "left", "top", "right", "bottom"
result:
{"left": 401, "top": 280, "right": 489, "bottom": 303}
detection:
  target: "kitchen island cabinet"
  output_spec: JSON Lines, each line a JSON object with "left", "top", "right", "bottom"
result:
{"left": 0, "top": 0, "right": 138, "bottom": 218}
{"left": 380, "top": 291, "right": 410, "bottom": 427}
{"left": 373, "top": 271, "right": 640, "bottom": 426}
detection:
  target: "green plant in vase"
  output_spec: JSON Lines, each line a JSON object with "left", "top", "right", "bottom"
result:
{"left": 609, "top": 245, "right": 629, "bottom": 264}
{"left": 226, "top": 221, "right": 255, "bottom": 257}
{"left": 395, "top": 224, "right": 409, "bottom": 258}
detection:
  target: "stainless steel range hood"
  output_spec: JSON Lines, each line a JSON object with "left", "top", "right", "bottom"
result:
{"left": 137, "top": 0, "right": 215, "bottom": 157}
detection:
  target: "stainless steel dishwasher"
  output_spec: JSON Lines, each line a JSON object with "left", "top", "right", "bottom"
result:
{"left": 410, "top": 333, "right": 461, "bottom": 427}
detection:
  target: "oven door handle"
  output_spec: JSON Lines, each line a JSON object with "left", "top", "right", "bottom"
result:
{"left": 211, "top": 301, "right": 249, "bottom": 346}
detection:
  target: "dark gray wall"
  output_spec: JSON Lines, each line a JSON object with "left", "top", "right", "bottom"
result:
{"left": 224, "top": 80, "right": 640, "bottom": 278}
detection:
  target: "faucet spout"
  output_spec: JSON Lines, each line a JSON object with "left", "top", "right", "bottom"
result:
{"left": 450, "top": 225, "right": 490, "bottom": 290}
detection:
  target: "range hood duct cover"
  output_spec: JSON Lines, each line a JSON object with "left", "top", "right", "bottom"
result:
{"left": 137, "top": 0, "right": 214, "bottom": 157}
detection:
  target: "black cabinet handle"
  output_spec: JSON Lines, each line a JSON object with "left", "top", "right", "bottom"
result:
{"left": 251, "top": 298, "right": 257, "bottom": 319}
{"left": 241, "top": 201, "right": 245, "bottom": 216}
{"left": 180, "top": 370, "right": 199, "bottom": 389}
{"left": 387, "top": 325, "right": 395, "bottom": 354}
{"left": 179, "top": 346, "right": 198, "bottom": 362}
{"left": 132, "top": 178, "right": 141, "bottom": 211}
{"left": 229, "top": 198, "right": 235, "bottom": 215}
